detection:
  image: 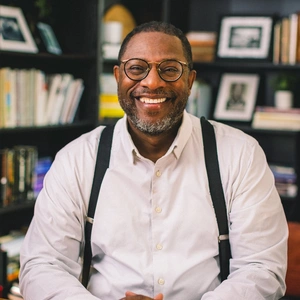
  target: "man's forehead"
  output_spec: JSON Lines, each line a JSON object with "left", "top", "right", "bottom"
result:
{"left": 123, "top": 32, "right": 184, "bottom": 59}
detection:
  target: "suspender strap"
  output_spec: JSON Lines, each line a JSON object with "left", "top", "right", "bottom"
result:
{"left": 200, "top": 116, "right": 231, "bottom": 281}
{"left": 82, "top": 125, "right": 115, "bottom": 288}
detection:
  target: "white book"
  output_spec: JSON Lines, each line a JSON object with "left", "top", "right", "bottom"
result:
{"left": 45, "top": 74, "right": 62, "bottom": 124}
{"left": 60, "top": 80, "right": 78, "bottom": 123}
{"left": 186, "top": 80, "right": 199, "bottom": 116}
{"left": 289, "top": 13, "right": 298, "bottom": 64}
{"left": 196, "top": 81, "right": 212, "bottom": 118}
{"left": 49, "top": 73, "right": 73, "bottom": 125}
{"left": 64, "top": 79, "right": 84, "bottom": 124}
{"left": 34, "top": 70, "right": 48, "bottom": 126}
{"left": 18, "top": 69, "right": 29, "bottom": 127}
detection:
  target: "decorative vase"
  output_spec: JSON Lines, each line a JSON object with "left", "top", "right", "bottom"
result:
{"left": 274, "top": 90, "right": 293, "bottom": 109}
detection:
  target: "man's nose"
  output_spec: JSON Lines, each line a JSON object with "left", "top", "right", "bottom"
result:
{"left": 140, "top": 67, "right": 165, "bottom": 89}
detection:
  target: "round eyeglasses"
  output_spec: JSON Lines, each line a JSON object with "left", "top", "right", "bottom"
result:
{"left": 120, "top": 58, "right": 189, "bottom": 82}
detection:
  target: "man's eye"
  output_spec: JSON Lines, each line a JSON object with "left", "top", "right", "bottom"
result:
{"left": 127, "top": 65, "right": 146, "bottom": 74}
{"left": 161, "top": 67, "right": 179, "bottom": 74}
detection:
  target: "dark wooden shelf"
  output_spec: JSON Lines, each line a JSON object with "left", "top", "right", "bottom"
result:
{"left": 0, "top": 201, "right": 35, "bottom": 216}
{"left": 194, "top": 61, "right": 300, "bottom": 72}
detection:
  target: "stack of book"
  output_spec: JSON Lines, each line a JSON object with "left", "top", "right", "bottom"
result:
{"left": 99, "top": 73, "right": 124, "bottom": 120}
{"left": 186, "top": 79, "right": 212, "bottom": 118}
{"left": 0, "top": 67, "right": 84, "bottom": 128}
{"left": 273, "top": 11, "right": 300, "bottom": 64}
{"left": 252, "top": 106, "right": 300, "bottom": 130}
{"left": 269, "top": 164, "right": 298, "bottom": 198}
{"left": 186, "top": 31, "right": 216, "bottom": 62}
{"left": 0, "top": 146, "right": 38, "bottom": 207}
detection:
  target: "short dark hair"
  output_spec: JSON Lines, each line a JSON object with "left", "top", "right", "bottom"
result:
{"left": 118, "top": 21, "right": 193, "bottom": 70}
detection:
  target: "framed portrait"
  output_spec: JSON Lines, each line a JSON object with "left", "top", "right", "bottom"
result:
{"left": 0, "top": 5, "right": 38, "bottom": 53}
{"left": 37, "top": 22, "right": 62, "bottom": 55}
{"left": 216, "top": 15, "right": 274, "bottom": 61}
{"left": 214, "top": 73, "right": 260, "bottom": 121}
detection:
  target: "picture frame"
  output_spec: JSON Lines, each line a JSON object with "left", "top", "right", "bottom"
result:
{"left": 0, "top": 5, "right": 38, "bottom": 53}
{"left": 216, "top": 15, "right": 274, "bottom": 61}
{"left": 36, "top": 22, "right": 62, "bottom": 55}
{"left": 214, "top": 73, "right": 260, "bottom": 121}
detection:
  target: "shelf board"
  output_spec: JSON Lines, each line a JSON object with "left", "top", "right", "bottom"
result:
{"left": 194, "top": 61, "right": 300, "bottom": 71}
{"left": 0, "top": 121, "right": 94, "bottom": 134}
{"left": 0, "top": 51, "right": 96, "bottom": 64}
{"left": 0, "top": 200, "right": 35, "bottom": 216}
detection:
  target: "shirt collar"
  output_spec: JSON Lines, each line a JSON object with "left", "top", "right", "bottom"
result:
{"left": 119, "top": 110, "right": 193, "bottom": 163}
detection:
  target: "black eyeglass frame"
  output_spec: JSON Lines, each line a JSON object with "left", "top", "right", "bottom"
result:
{"left": 120, "top": 58, "right": 189, "bottom": 82}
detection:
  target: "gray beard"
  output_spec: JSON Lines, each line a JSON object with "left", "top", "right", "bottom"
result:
{"left": 129, "top": 114, "right": 178, "bottom": 136}
{"left": 120, "top": 98, "right": 187, "bottom": 136}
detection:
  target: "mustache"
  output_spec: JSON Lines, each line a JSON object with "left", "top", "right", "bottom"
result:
{"left": 132, "top": 88, "right": 176, "bottom": 98}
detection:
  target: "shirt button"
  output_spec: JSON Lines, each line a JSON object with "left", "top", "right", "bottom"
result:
{"left": 156, "top": 243, "right": 163, "bottom": 250}
{"left": 158, "top": 278, "right": 165, "bottom": 285}
{"left": 155, "top": 206, "right": 162, "bottom": 213}
{"left": 156, "top": 170, "right": 161, "bottom": 177}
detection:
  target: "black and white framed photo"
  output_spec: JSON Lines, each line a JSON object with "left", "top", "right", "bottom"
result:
{"left": 37, "top": 22, "right": 62, "bottom": 55}
{"left": 0, "top": 5, "right": 38, "bottom": 53}
{"left": 214, "top": 73, "right": 260, "bottom": 121}
{"left": 216, "top": 15, "right": 274, "bottom": 61}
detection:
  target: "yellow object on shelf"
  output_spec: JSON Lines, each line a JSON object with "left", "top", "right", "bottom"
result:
{"left": 103, "top": 4, "right": 136, "bottom": 40}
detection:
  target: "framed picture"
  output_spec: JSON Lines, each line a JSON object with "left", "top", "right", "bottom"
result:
{"left": 0, "top": 5, "right": 38, "bottom": 53}
{"left": 216, "top": 15, "right": 274, "bottom": 61}
{"left": 37, "top": 22, "right": 62, "bottom": 55}
{"left": 214, "top": 73, "right": 260, "bottom": 121}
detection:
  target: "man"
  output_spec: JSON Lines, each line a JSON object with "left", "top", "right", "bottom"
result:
{"left": 226, "top": 82, "right": 246, "bottom": 111}
{"left": 19, "top": 21, "right": 288, "bottom": 300}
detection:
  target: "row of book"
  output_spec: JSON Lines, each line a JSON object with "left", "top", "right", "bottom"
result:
{"left": 252, "top": 106, "right": 300, "bottom": 131}
{"left": 99, "top": 73, "right": 124, "bottom": 119}
{"left": 186, "top": 31, "right": 216, "bottom": 62}
{"left": 0, "top": 68, "right": 84, "bottom": 128}
{"left": 0, "top": 146, "right": 52, "bottom": 208}
{"left": 273, "top": 12, "right": 300, "bottom": 65}
{"left": 269, "top": 164, "right": 298, "bottom": 198}
{"left": 186, "top": 79, "right": 212, "bottom": 118}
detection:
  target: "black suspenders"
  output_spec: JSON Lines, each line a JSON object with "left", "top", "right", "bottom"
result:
{"left": 81, "top": 117, "right": 231, "bottom": 287}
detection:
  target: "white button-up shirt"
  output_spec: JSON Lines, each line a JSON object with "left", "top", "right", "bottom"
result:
{"left": 20, "top": 111, "right": 288, "bottom": 300}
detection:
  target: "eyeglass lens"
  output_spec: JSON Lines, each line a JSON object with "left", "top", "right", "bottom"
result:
{"left": 124, "top": 59, "right": 183, "bottom": 82}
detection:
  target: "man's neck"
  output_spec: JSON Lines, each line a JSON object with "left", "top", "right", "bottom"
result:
{"left": 128, "top": 121, "right": 180, "bottom": 163}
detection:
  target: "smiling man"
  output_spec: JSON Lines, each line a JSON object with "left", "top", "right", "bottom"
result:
{"left": 20, "top": 21, "right": 288, "bottom": 300}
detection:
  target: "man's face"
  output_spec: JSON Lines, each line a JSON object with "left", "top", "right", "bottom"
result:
{"left": 114, "top": 32, "right": 196, "bottom": 136}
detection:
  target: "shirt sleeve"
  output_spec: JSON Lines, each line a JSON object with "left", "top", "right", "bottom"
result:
{"left": 202, "top": 137, "right": 288, "bottom": 299}
{"left": 19, "top": 147, "right": 100, "bottom": 300}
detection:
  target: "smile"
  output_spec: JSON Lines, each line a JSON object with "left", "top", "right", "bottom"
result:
{"left": 139, "top": 97, "right": 167, "bottom": 104}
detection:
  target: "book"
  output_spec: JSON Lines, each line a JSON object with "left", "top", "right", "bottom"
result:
{"left": 63, "top": 78, "right": 84, "bottom": 123}
{"left": 49, "top": 73, "right": 74, "bottom": 125}
{"left": 252, "top": 106, "right": 300, "bottom": 130}
{"left": 186, "top": 79, "right": 212, "bottom": 118}
{"left": 45, "top": 74, "right": 63, "bottom": 124}
{"left": 186, "top": 31, "right": 216, "bottom": 62}
{"left": 34, "top": 70, "right": 48, "bottom": 126}
{"left": 99, "top": 73, "right": 123, "bottom": 119}
{"left": 273, "top": 20, "right": 282, "bottom": 64}
{"left": 289, "top": 13, "right": 298, "bottom": 64}
{"left": 281, "top": 17, "right": 290, "bottom": 64}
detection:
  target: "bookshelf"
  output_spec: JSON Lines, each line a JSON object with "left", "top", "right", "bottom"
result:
{"left": 0, "top": 0, "right": 100, "bottom": 234}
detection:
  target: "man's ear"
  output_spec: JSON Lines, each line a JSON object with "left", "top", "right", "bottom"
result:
{"left": 113, "top": 65, "right": 120, "bottom": 82}
{"left": 188, "top": 70, "right": 197, "bottom": 95}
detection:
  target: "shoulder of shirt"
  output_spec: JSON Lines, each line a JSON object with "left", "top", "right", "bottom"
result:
{"left": 55, "top": 125, "right": 107, "bottom": 159}
{"left": 188, "top": 113, "right": 258, "bottom": 147}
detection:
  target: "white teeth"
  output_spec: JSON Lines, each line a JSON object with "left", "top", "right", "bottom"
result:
{"left": 139, "top": 97, "right": 166, "bottom": 103}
